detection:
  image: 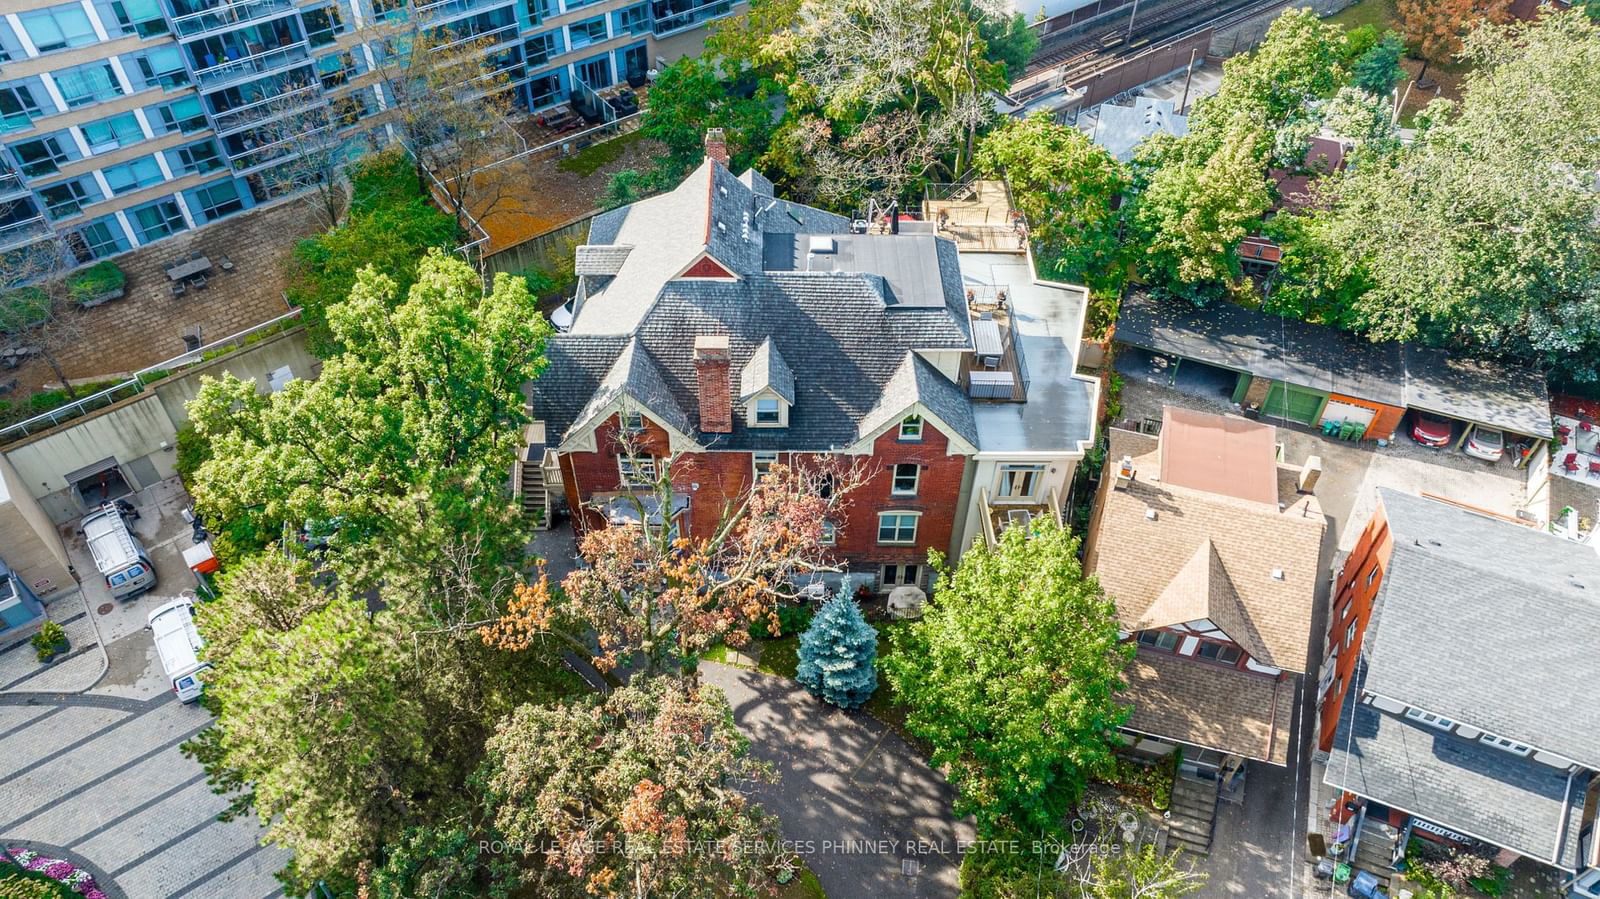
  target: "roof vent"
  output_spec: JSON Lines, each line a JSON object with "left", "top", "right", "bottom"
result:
{"left": 1271, "top": 568, "right": 1285, "bottom": 581}
{"left": 1145, "top": 508, "right": 1157, "bottom": 521}
{"left": 717, "top": 221, "right": 726, "bottom": 232}
{"left": 808, "top": 236, "right": 836, "bottom": 254}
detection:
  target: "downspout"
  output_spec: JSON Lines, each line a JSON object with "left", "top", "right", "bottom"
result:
{"left": 1552, "top": 767, "right": 1579, "bottom": 866}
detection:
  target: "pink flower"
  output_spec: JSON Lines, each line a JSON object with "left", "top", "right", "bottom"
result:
{"left": 45, "top": 860, "right": 73, "bottom": 878}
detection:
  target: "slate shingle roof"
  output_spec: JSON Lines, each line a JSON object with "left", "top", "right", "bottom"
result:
{"left": 1363, "top": 489, "right": 1600, "bottom": 768}
{"left": 527, "top": 335, "right": 630, "bottom": 443}
{"left": 1087, "top": 425, "right": 1325, "bottom": 672}
{"left": 1326, "top": 665, "right": 1590, "bottom": 870}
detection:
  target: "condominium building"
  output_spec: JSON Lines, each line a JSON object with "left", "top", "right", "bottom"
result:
{"left": 0, "top": 0, "right": 742, "bottom": 265}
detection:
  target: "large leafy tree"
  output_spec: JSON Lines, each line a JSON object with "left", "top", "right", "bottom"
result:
{"left": 189, "top": 249, "right": 549, "bottom": 576}
{"left": 884, "top": 520, "right": 1130, "bottom": 838}
{"left": 1186, "top": 8, "right": 1347, "bottom": 152}
{"left": 976, "top": 114, "right": 1128, "bottom": 290}
{"left": 1306, "top": 10, "right": 1600, "bottom": 382}
{"left": 1395, "top": 0, "right": 1512, "bottom": 84}
{"left": 482, "top": 677, "right": 780, "bottom": 897}
{"left": 638, "top": 56, "right": 776, "bottom": 177}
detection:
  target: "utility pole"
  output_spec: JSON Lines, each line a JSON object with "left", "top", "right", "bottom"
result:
{"left": 1179, "top": 47, "right": 1198, "bottom": 113}
{"left": 1126, "top": 0, "right": 1141, "bottom": 41}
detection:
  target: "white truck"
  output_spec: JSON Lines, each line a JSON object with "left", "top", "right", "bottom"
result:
{"left": 148, "top": 599, "right": 208, "bottom": 702}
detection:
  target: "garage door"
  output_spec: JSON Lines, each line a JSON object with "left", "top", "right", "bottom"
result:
{"left": 1264, "top": 383, "right": 1326, "bottom": 425}
{"left": 1321, "top": 400, "right": 1376, "bottom": 430}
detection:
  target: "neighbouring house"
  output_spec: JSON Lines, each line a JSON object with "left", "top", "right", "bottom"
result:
{"left": 1115, "top": 289, "right": 1553, "bottom": 459}
{"left": 1084, "top": 406, "right": 1327, "bottom": 772}
{"left": 525, "top": 138, "right": 1099, "bottom": 593}
{"left": 1090, "top": 97, "right": 1189, "bottom": 163}
{"left": 1319, "top": 489, "right": 1600, "bottom": 894}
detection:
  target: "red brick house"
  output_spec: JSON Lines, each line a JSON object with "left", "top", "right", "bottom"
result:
{"left": 525, "top": 141, "right": 1100, "bottom": 592}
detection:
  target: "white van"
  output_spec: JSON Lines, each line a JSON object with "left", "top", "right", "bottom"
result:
{"left": 82, "top": 504, "right": 155, "bottom": 599}
{"left": 148, "top": 599, "right": 208, "bottom": 702}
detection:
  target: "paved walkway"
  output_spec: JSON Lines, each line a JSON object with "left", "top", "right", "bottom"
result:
{"left": 701, "top": 663, "right": 973, "bottom": 899}
{"left": 0, "top": 687, "right": 287, "bottom": 898}
{"left": 0, "top": 594, "right": 106, "bottom": 695}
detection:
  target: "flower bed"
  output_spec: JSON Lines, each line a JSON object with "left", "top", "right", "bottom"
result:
{"left": 3, "top": 847, "right": 110, "bottom": 898}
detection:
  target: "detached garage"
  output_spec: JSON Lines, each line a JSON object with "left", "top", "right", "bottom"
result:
{"left": 1114, "top": 291, "right": 1549, "bottom": 449}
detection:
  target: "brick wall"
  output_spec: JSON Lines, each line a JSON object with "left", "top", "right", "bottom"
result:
{"left": 1316, "top": 501, "right": 1394, "bottom": 752}
{"left": 558, "top": 413, "right": 970, "bottom": 589}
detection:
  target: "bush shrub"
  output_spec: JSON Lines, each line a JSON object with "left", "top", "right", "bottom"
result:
{"left": 32, "top": 619, "right": 67, "bottom": 661}
{"left": 749, "top": 601, "right": 813, "bottom": 639}
{"left": 66, "top": 261, "right": 125, "bottom": 302}
{"left": 175, "top": 421, "right": 211, "bottom": 485}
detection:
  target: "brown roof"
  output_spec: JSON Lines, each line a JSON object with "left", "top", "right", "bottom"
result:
{"left": 1086, "top": 422, "right": 1325, "bottom": 672}
{"left": 1122, "top": 650, "right": 1294, "bottom": 765}
{"left": 1158, "top": 407, "right": 1279, "bottom": 506}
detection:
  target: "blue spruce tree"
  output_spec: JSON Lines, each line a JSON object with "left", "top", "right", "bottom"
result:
{"left": 796, "top": 584, "right": 878, "bottom": 709}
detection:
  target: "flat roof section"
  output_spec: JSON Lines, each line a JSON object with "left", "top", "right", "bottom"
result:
{"left": 959, "top": 253, "right": 1096, "bottom": 454}
{"left": 1157, "top": 407, "right": 1279, "bottom": 506}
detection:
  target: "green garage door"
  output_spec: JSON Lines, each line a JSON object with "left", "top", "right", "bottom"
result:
{"left": 1263, "top": 382, "right": 1326, "bottom": 424}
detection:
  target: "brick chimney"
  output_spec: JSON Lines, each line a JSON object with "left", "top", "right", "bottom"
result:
{"left": 694, "top": 335, "right": 732, "bottom": 433}
{"left": 704, "top": 128, "right": 729, "bottom": 166}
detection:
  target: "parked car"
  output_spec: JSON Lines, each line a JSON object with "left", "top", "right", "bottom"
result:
{"left": 1410, "top": 412, "right": 1453, "bottom": 448}
{"left": 1463, "top": 427, "right": 1505, "bottom": 462}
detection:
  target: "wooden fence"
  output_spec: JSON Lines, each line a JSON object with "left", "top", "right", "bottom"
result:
{"left": 481, "top": 211, "right": 598, "bottom": 279}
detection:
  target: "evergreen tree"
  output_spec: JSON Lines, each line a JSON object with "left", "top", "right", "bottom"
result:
{"left": 795, "top": 585, "right": 879, "bottom": 709}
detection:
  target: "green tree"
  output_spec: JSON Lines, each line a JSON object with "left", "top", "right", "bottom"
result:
{"left": 189, "top": 250, "right": 550, "bottom": 580}
{"left": 1310, "top": 10, "right": 1600, "bottom": 381}
{"left": 363, "top": 822, "right": 519, "bottom": 899}
{"left": 187, "top": 600, "right": 437, "bottom": 892}
{"left": 1131, "top": 116, "right": 1272, "bottom": 300}
{"left": 795, "top": 585, "right": 878, "bottom": 708}
{"left": 978, "top": 7, "right": 1041, "bottom": 80}
{"left": 1081, "top": 844, "right": 1206, "bottom": 898}
{"left": 884, "top": 520, "right": 1131, "bottom": 838}
{"left": 976, "top": 114, "right": 1128, "bottom": 291}
{"left": 482, "top": 677, "right": 781, "bottom": 897}
{"left": 639, "top": 57, "right": 777, "bottom": 177}
{"left": 1188, "top": 8, "right": 1347, "bottom": 151}
{"left": 1352, "top": 32, "right": 1406, "bottom": 96}
{"left": 284, "top": 149, "right": 458, "bottom": 356}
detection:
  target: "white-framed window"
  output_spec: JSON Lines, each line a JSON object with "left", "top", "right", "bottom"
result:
{"left": 753, "top": 451, "right": 778, "bottom": 480}
{"left": 877, "top": 511, "right": 918, "bottom": 545}
{"left": 997, "top": 463, "right": 1045, "bottom": 499}
{"left": 891, "top": 463, "right": 919, "bottom": 496}
{"left": 755, "top": 397, "right": 781, "bottom": 425}
{"left": 1478, "top": 732, "right": 1532, "bottom": 756}
{"left": 1137, "top": 630, "right": 1179, "bottom": 652}
{"left": 819, "top": 520, "right": 836, "bottom": 545}
{"left": 618, "top": 455, "right": 657, "bottom": 487}
{"left": 1344, "top": 621, "right": 1357, "bottom": 649}
{"left": 1197, "top": 641, "right": 1241, "bottom": 665}
{"left": 898, "top": 415, "right": 923, "bottom": 440}
{"left": 1404, "top": 707, "right": 1455, "bottom": 732}
{"left": 1365, "top": 566, "right": 1378, "bottom": 588}
{"left": 621, "top": 411, "right": 644, "bottom": 432}
{"left": 881, "top": 563, "right": 920, "bottom": 588}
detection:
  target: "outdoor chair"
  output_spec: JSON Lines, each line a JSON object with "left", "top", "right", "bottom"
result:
{"left": 191, "top": 275, "right": 208, "bottom": 290}
{"left": 1589, "top": 459, "right": 1600, "bottom": 478}
{"left": 171, "top": 282, "right": 186, "bottom": 298}
{"left": 1564, "top": 452, "right": 1580, "bottom": 473}
{"left": 219, "top": 255, "right": 234, "bottom": 272}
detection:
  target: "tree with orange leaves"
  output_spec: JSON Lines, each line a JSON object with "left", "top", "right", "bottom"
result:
{"left": 1395, "top": 0, "right": 1512, "bottom": 84}
{"left": 481, "top": 456, "right": 863, "bottom": 686}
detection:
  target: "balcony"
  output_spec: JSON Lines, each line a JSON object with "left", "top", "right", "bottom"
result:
{"left": 959, "top": 307, "right": 1029, "bottom": 402}
{"left": 210, "top": 84, "right": 326, "bottom": 135}
{"left": 977, "top": 485, "right": 1063, "bottom": 547}
{"left": 0, "top": 215, "right": 54, "bottom": 252}
{"left": 651, "top": 0, "right": 735, "bottom": 36}
{"left": 171, "top": 0, "right": 298, "bottom": 39}
{"left": 415, "top": 0, "right": 517, "bottom": 27}
{"left": 0, "top": 171, "right": 27, "bottom": 200}
{"left": 193, "top": 42, "right": 310, "bottom": 90}
{"left": 225, "top": 124, "right": 333, "bottom": 173}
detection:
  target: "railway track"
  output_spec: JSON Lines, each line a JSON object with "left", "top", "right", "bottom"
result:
{"left": 1021, "top": 0, "right": 1289, "bottom": 81}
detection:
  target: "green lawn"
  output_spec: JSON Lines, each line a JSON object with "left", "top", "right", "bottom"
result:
{"left": 703, "top": 634, "right": 800, "bottom": 679}
{"left": 1324, "top": 0, "right": 1397, "bottom": 32}
{"left": 776, "top": 865, "right": 828, "bottom": 899}
{"left": 556, "top": 130, "right": 644, "bottom": 177}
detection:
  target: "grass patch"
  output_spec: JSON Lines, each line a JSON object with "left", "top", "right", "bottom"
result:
{"left": 703, "top": 635, "right": 800, "bottom": 679}
{"left": 556, "top": 130, "right": 643, "bottom": 177}
{"left": 775, "top": 864, "right": 827, "bottom": 899}
{"left": 1324, "top": 0, "right": 1397, "bottom": 32}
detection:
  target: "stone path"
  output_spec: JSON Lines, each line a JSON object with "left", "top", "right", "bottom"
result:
{"left": 0, "top": 690, "right": 287, "bottom": 899}
{"left": 701, "top": 662, "right": 974, "bottom": 899}
{"left": 0, "top": 595, "right": 107, "bottom": 695}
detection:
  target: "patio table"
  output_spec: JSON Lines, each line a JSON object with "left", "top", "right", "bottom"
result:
{"left": 165, "top": 255, "right": 212, "bottom": 281}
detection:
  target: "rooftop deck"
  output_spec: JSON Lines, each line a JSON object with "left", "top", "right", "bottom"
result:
{"left": 925, "top": 180, "right": 1028, "bottom": 255}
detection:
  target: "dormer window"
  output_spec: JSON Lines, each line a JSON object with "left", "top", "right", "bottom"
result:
{"left": 899, "top": 415, "right": 923, "bottom": 441}
{"left": 756, "top": 398, "right": 781, "bottom": 425}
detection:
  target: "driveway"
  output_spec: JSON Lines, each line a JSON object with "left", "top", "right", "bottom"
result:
{"left": 701, "top": 663, "right": 974, "bottom": 899}
{"left": 0, "top": 478, "right": 288, "bottom": 899}
{"left": 1119, "top": 379, "right": 1534, "bottom": 547}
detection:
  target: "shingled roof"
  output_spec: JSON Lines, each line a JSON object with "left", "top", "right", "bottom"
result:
{"left": 1086, "top": 414, "right": 1325, "bottom": 672}
{"left": 1362, "top": 489, "right": 1600, "bottom": 768}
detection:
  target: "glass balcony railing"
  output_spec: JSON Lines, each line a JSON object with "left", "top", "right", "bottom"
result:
{"left": 0, "top": 112, "right": 35, "bottom": 135}
{"left": 171, "top": 0, "right": 297, "bottom": 39}
{"left": 0, "top": 171, "right": 26, "bottom": 198}
{"left": 193, "top": 42, "right": 310, "bottom": 89}
{"left": 414, "top": 0, "right": 516, "bottom": 26}
{"left": 210, "top": 84, "right": 325, "bottom": 135}
{"left": 0, "top": 215, "right": 53, "bottom": 252}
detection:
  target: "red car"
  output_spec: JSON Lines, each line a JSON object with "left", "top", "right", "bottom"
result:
{"left": 1410, "top": 412, "right": 1453, "bottom": 448}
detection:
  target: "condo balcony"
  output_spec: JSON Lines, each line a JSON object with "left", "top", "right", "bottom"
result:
{"left": 170, "top": 0, "right": 298, "bottom": 40}
{"left": 193, "top": 42, "right": 311, "bottom": 90}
